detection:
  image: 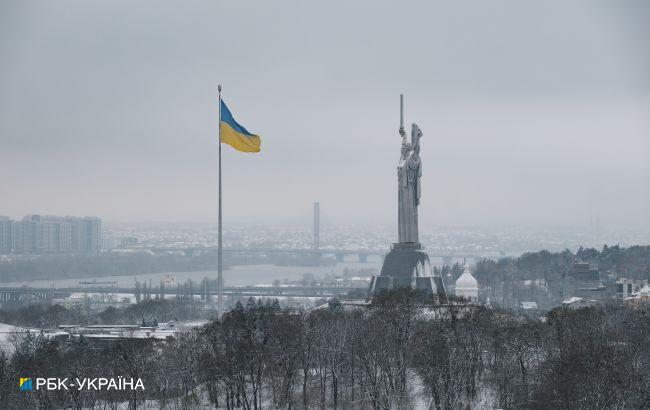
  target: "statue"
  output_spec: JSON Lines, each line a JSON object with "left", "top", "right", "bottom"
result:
{"left": 366, "top": 94, "right": 447, "bottom": 302}
{"left": 397, "top": 96, "right": 422, "bottom": 243}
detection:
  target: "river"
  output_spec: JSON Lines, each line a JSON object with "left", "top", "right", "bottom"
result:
{"left": 1, "top": 261, "right": 383, "bottom": 289}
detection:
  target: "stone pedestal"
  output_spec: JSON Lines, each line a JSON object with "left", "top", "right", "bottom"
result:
{"left": 368, "top": 242, "right": 447, "bottom": 301}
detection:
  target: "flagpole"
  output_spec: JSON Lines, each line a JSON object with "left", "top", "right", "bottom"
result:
{"left": 217, "top": 84, "right": 224, "bottom": 318}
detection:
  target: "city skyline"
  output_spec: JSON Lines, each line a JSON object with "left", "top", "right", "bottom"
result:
{"left": 0, "top": 214, "right": 101, "bottom": 254}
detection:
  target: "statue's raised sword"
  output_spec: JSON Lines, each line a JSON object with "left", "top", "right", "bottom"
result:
{"left": 400, "top": 93, "right": 404, "bottom": 134}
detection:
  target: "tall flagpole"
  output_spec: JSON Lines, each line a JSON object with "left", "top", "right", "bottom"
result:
{"left": 217, "top": 84, "right": 224, "bottom": 318}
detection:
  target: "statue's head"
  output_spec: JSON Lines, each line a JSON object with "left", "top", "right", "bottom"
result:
{"left": 411, "top": 123, "right": 422, "bottom": 139}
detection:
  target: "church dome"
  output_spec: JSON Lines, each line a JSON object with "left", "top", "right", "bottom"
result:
{"left": 455, "top": 264, "right": 479, "bottom": 299}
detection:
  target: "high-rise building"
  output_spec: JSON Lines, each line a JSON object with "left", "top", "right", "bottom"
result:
{"left": 82, "top": 217, "right": 101, "bottom": 252}
{"left": 0, "top": 217, "right": 14, "bottom": 254}
{"left": 13, "top": 216, "right": 36, "bottom": 254}
{"left": 0, "top": 215, "right": 102, "bottom": 255}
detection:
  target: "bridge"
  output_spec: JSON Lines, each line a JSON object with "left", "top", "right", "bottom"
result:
{"left": 0, "top": 284, "right": 362, "bottom": 304}
{"left": 127, "top": 246, "right": 498, "bottom": 264}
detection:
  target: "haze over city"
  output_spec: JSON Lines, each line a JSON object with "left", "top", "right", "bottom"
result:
{"left": 1, "top": 0, "right": 648, "bottom": 228}
{"left": 3, "top": 2, "right": 650, "bottom": 409}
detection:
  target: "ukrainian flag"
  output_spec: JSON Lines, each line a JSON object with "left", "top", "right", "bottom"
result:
{"left": 220, "top": 100, "right": 261, "bottom": 153}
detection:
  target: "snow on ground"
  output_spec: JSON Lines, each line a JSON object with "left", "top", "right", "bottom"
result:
{"left": 0, "top": 323, "right": 25, "bottom": 354}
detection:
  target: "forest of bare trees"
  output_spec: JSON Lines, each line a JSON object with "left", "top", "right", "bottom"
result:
{"left": 473, "top": 245, "right": 650, "bottom": 310}
{"left": 1, "top": 289, "right": 649, "bottom": 409}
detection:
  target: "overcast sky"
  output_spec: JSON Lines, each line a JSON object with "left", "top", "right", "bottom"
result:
{"left": 1, "top": 0, "right": 648, "bottom": 228}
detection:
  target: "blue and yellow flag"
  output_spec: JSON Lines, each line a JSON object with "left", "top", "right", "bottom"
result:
{"left": 220, "top": 100, "right": 261, "bottom": 153}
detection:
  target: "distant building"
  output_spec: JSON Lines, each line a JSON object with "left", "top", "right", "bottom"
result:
{"left": 568, "top": 259, "right": 604, "bottom": 299}
{"left": 616, "top": 278, "right": 645, "bottom": 300}
{"left": 570, "top": 259, "right": 600, "bottom": 287}
{"left": 52, "top": 292, "right": 130, "bottom": 311}
{"left": 562, "top": 296, "right": 598, "bottom": 310}
{"left": 624, "top": 285, "right": 650, "bottom": 308}
{"left": 0, "top": 217, "right": 14, "bottom": 254}
{"left": 120, "top": 236, "right": 139, "bottom": 247}
{"left": 101, "top": 237, "right": 116, "bottom": 250}
{"left": 0, "top": 215, "right": 101, "bottom": 255}
{"left": 519, "top": 301, "right": 538, "bottom": 310}
{"left": 455, "top": 264, "right": 479, "bottom": 301}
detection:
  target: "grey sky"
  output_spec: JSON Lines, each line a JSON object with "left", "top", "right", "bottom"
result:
{"left": 1, "top": 0, "right": 648, "bottom": 228}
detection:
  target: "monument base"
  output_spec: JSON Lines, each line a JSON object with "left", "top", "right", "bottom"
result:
{"left": 367, "top": 242, "right": 447, "bottom": 302}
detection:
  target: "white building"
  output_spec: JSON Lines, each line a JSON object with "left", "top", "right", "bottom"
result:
{"left": 562, "top": 296, "right": 597, "bottom": 310}
{"left": 625, "top": 284, "right": 650, "bottom": 308}
{"left": 455, "top": 264, "right": 479, "bottom": 301}
{"left": 616, "top": 278, "right": 647, "bottom": 300}
{"left": 520, "top": 301, "right": 538, "bottom": 310}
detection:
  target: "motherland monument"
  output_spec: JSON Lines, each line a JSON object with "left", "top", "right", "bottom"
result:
{"left": 367, "top": 95, "right": 447, "bottom": 301}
